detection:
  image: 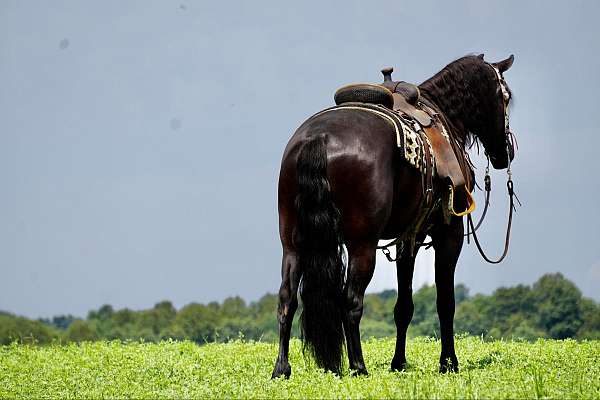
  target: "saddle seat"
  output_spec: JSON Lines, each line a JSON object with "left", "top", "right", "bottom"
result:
{"left": 380, "top": 68, "right": 420, "bottom": 105}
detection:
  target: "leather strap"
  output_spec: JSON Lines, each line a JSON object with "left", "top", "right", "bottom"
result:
{"left": 392, "top": 93, "right": 432, "bottom": 127}
{"left": 418, "top": 130, "right": 434, "bottom": 207}
{"left": 467, "top": 179, "right": 517, "bottom": 263}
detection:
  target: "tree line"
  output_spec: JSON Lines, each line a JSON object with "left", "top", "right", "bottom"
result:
{"left": 1, "top": 273, "right": 599, "bottom": 345}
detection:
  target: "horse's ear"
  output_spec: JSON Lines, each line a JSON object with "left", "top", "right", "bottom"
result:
{"left": 478, "top": 53, "right": 485, "bottom": 60}
{"left": 494, "top": 54, "right": 514, "bottom": 73}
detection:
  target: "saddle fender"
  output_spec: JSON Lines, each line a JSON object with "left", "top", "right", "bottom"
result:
{"left": 423, "top": 124, "right": 473, "bottom": 216}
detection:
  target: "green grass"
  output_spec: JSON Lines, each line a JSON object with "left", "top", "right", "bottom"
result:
{"left": 1, "top": 337, "right": 599, "bottom": 398}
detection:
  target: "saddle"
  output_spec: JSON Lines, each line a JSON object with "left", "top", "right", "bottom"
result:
{"left": 333, "top": 67, "right": 473, "bottom": 218}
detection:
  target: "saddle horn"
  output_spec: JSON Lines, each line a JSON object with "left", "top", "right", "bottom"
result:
{"left": 381, "top": 67, "right": 394, "bottom": 82}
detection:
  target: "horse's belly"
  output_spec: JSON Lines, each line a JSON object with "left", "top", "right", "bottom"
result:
{"left": 380, "top": 164, "right": 424, "bottom": 239}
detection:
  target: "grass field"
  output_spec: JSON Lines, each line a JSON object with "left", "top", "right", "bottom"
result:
{"left": 1, "top": 337, "right": 599, "bottom": 398}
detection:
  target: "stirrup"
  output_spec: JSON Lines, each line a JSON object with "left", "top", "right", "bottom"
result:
{"left": 448, "top": 185, "right": 476, "bottom": 217}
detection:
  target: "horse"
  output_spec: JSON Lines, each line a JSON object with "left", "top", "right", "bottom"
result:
{"left": 271, "top": 54, "right": 516, "bottom": 378}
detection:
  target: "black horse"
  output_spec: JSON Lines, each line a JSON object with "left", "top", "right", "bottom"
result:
{"left": 271, "top": 54, "right": 515, "bottom": 378}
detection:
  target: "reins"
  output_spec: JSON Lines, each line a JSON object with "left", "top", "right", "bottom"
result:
{"left": 465, "top": 147, "right": 521, "bottom": 263}
{"left": 464, "top": 157, "right": 491, "bottom": 237}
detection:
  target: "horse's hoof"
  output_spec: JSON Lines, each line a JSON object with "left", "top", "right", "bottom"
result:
{"left": 439, "top": 357, "right": 459, "bottom": 373}
{"left": 391, "top": 358, "right": 408, "bottom": 372}
{"left": 350, "top": 367, "right": 369, "bottom": 377}
{"left": 271, "top": 362, "right": 291, "bottom": 379}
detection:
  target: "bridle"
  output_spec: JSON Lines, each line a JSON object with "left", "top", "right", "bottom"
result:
{"left": 465, "top": 62, "right": 520, "bottom": 264}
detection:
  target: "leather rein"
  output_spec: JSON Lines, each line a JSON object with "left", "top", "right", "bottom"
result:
{"left": 465, "top": 151, "right": 520, "bottom": 263}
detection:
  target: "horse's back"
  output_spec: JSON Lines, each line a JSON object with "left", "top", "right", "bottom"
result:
{"left": 278, "top": 108, "right": 421, "bottom": 247}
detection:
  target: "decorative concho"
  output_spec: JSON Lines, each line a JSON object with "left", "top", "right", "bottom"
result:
{"left": 398, "top": 118, "right": 435, "bottom": 174}
{"left": 401, "top": 121, "right": 421, "bottom": 170}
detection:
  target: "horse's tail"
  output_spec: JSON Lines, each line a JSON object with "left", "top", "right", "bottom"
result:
{"left": 295, "top": 135, "right": 346, "bottom": 374}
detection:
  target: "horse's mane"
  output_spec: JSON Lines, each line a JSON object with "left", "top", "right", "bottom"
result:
{"left": 419, "top": 55, "right": 498, "bottom": 152}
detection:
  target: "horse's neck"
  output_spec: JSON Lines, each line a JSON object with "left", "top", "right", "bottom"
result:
{"left": 419, "top": 64, "right": 488, "bottom": 146}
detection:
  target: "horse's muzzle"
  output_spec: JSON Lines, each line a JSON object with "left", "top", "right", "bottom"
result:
{"left": 490, "top": 142, "right": 514, "bottom": 169}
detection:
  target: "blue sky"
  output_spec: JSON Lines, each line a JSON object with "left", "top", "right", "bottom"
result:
{"left": 1, "top": 0, "right": 599, "bottom": 318}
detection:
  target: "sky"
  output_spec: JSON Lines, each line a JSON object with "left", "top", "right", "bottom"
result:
{"left": 1, "top": 0, "right": 599, "bottom": 318}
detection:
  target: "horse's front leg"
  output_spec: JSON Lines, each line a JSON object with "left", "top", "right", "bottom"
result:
{"left": 391, "top": 239, "right": 422, "bottom": 371}
{"left": 344, "top": 242, "right": 377, "bottom": 376}
{"left": 271, "top": 249, "right": 300, "bottom": 379}
{"left": 431, "top": 217, "right": 463, "bottom": 373}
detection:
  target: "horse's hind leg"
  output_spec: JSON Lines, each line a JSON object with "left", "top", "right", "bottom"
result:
{"left": 390, "top": 239, "right": 422, "bottom": 371}
{"left": 271, "top": 248, "right": 300, "bottom": 379}
{"left": 431, "top": 218, "right": 463, "bottom": 373}
{"left": 344, "top": 241, "right": 377, "bottom": 375}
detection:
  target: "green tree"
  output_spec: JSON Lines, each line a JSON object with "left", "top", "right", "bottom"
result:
{"left": 0, "top": 313, "right": 59, "bottom": 344}
{"left": 409, "top": 285, "right": 439, "bottom": 337}
{"left": 363, "top": 293, "right": 388, "bottom": 322}
{"left": 168, "top": 303, "right": 219, "bottom": 343}
{"left": 454, "top": 284, "right": 470, "bottom": 304}
{"left": 249, "top": 294, "right": 278, "bottom": 341}
{"left": 455, "top": 295, "right": 491, "bottom": 336}
{"left": 530, "top": 273, "right": 583, "bottom": 339}
{"left": 140, "top": 301, "right": 177, "bottom": 340}
{"left": 87, "top": 304, "right": 117, "bottom": 339}
{"left": 63, "top": 320, "right": 98, "bottom": 342}
{"left": 39, "top": 315, "right": 77, "bottom": 330}
{"left": 4, "top": 273, "right": 598, "bottom": 345}
{"left": 221, "top": 297, "right": 247, "bottom": 319}
{"left": 576, "top": 297, "right": 600, "bottom": 339}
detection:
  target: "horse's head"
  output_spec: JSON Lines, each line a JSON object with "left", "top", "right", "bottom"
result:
{"left": 420, "top": 54, "right": 516, "bottom": 169}
{"left": 475, "top": 54, "right": 515, "bottom": 169}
